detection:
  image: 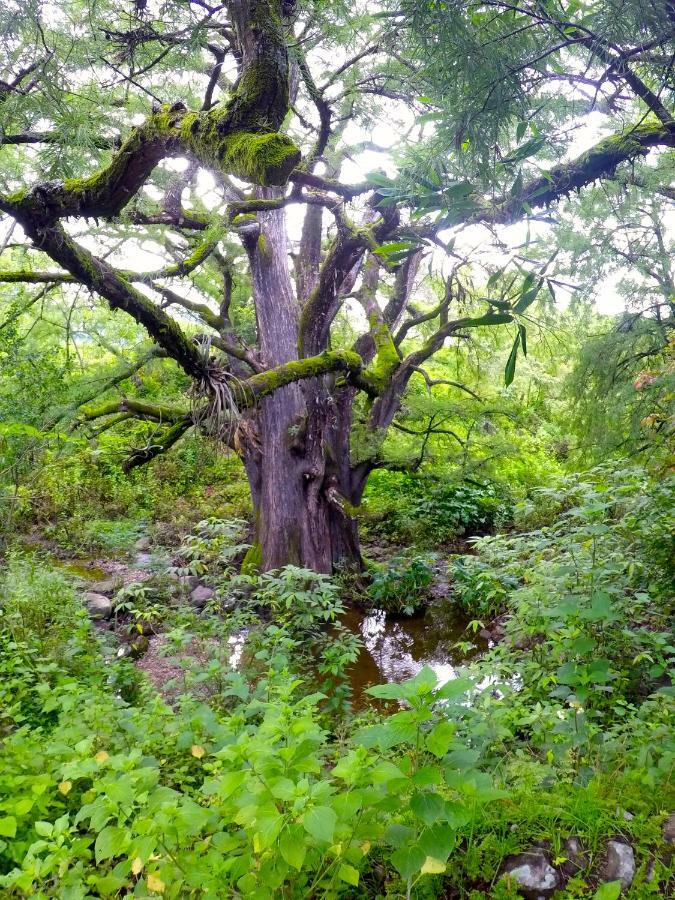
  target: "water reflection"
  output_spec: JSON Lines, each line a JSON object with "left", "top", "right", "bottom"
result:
{"left": 343, "top": 605, "right": 485, "bottom": 702}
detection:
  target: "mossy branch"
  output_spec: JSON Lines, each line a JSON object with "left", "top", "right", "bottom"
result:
{"left": 79, "top": 398, "right": 190, "bottom": 423}
{"left": 2, "top": 1, "right": 300, "bottom": 225}
{"left": 240, "top": 349, "right": 364, "bottom": 404}
{"left": 489, "top": 123, "right": 675, "bottom": 223}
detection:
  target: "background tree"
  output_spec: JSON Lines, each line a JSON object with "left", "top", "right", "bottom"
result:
{"left": 1, "top": 0, "right": 673, "bottom": 571}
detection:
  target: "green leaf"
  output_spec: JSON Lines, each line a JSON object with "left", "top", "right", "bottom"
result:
{"left": 593, "top": 882, "right": 621, "bottom": 900}
{"left": 426, "top": 721, "right": 456, "bottom": 758}
{"left": 435, "top": 677, "right": 472, "bottom": 702}
{"left": 279, "top": 826, "right": 306, "bottom": 870}
{"left": 374, "top": 241, "right": 418, "bottom": 257}
{"left": 461, "top": 313, "right": 513, "bottom": 328}
{"left": 302, "top": 806, "right": 337, "bottom": 844}
{"left": 391, "top": 844, "right": 426, "bottom": 880}
{"left": 510, "top": 169, "right": 524, "bottom": 198}
{"left": 504, "top": 331, "right": 521, "bottom": 387}
{"left": 0, "top": 817, "right": 17, "bottom": 838}
{"left": 410, "top": 792, "right": 446, "bottom": 826}
{"left": 445, "top": 748, "right": 481, "bottom": 770}
{"left": 95, "top": 825, "right": 129, "bottom": 863}
{"left": 514, "top": 285, "right": 539, "bottom": 313}
{"left": 418, "top": 824, "right": 456, "bottom": 861}
{"left": 366, "top": 682, "right": 410, "bottom": 701}
{"left": 518, "top": 323, "right": 527, "bottom": 356}
{"left": 355, "top": 721, "right": 417, "bottom": 750}
{"left": 338, "top": 863, "right": 360, "bottom": 886}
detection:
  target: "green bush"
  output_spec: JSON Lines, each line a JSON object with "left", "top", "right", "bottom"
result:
{"left": 367, "top": 555, "right": 435, "bottom": 615}
{"left": 363, "top": 472, "right": 512, "bottom": 547}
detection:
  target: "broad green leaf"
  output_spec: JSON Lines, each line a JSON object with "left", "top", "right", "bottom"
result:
{"left": 426, "top": 721, "right": 456, "bottom": 758}
{"left": 338, "top": 863, "right": 360, "bottom": 886}
{"left": 410, "top": 792, "right": 446, "bottom": 826}
{"left": 391, "top": 844, "right": 426, "bottom": 880}
{"left": 95, "top": 825, "right": 129, "bottom": 863}
{"left": 593, "top": 883, "right": 621, "bottom": 900}
{"left": 302, "top": 806, "right": 337, "bottom": 844}
{"left": 435, "top": 676, "right": 472, "bottom": 702}
{"left": 279, "top": 826, "right": 306, "bottom": 870}
{"left": 0, "top": 817, "right": 17, "bottom": 838}
{"left": 445, "top": 748, "right": 481, "bottom": 770}
{"left": 418, "top": 824, "right": 456, "bottom": 861}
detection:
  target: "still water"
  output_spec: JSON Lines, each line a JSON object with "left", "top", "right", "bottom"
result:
{"left": 341, "top": 605, "right": 486, "bottom": 703}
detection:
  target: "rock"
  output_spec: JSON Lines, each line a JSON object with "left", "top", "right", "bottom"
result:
{"left": 601, "top": 840, "right": 636, "bottom": 890}
{"left": 89, "top": 577, "right": 123, "bottom": 595}
{"left": 501, "top": 848, "right": 561, "bottom": 899}
{"left": 189, "top": 585, "right": 214, "bottom": 609}
{"left": 84, "top": 592, "right": 112, "bottom": 620}
{"left": 135, "top": 536, "right": 151, "bottom": 551}
{"left": 561, "top": 837, "right": 587, "bottom": 877}
{"left": 176, "top": 574, "right": 199, "bottom": 592}
{"left": 129, "top": 635, "right": 150, "bottom": 658}
{"left": 663, "top": 812, "right": 675, "bottom": 846}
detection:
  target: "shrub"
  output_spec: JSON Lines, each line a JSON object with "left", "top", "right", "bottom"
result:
{"left": 367, "top": 554, "right": 435, "bottom": 616}
{"left": 363, "top": 472, "right": 512, "bottom": 547}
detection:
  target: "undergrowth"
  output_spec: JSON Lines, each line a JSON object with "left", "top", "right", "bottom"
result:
{"left": 0, "top": 464, "right": 673, "bottom": 898}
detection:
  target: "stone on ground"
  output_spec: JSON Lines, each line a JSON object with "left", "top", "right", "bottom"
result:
{"left": 601, "top": 840, "right": 636, "bottom": 890}
{"left": 84, "top": 592, "right": 112, "bottom": 620}
{"left": 189, "top": 585, "right": 214, "bottom": 609}
{"left": 501, "top": 848, "right": 561, "bottom": 899}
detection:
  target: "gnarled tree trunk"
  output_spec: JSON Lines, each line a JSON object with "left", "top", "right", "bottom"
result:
{"left": 237, "top": 191, "right": 366, "bottom": 572}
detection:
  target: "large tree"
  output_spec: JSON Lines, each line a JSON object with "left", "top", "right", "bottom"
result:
{"left": 1, "top": 0, "right": 673, "bottom": 571}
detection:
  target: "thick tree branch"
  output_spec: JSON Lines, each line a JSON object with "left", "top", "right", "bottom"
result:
{"left": 485, "top": 123, "right": 675, "bottom": 223}
{"left": 122, "top": 420, "right": 193, "bottom": 472}
{"left": 1, "top": 1, "right": 300, "bottom": 226}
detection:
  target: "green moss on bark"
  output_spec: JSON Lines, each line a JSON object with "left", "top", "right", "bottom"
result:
{"left": 243, "top": 350, "right": 363, "bottom": 403}
{"left": 241, "top": 541, "right": 262, "bottom": 574}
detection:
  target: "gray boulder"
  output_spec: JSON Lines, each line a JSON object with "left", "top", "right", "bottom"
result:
{"left": 176, "top": 574, "right": 200, "bottom": 592}
{"left": 84, "top": 592, "right": 112, "bottom": 620}
{"left": 501, "top": 848, "right": 561, "bottom": 899}
{"left": 601, "top": 840, "right": 636, "bottom": 890}
{"left": 89, "top": 577, "right": 123, "bottom": 595}
{"left": 189, "top": 585, "right": 214, "bottom": 609}
{"left": 135, "top": 536, "right": 151, "bottom": 551}
{"left": 663, "top": 812, "right": 675, "bottom": 846}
